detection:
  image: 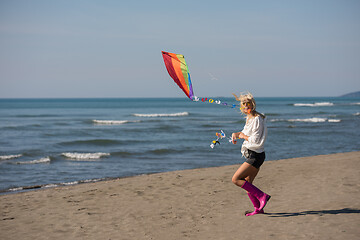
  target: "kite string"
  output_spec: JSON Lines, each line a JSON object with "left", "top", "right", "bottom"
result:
{"left": 193, "top": 96, "right": 238, "bottom": 109}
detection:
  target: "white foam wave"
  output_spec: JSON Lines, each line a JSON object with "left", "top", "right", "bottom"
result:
{"left": 355, "top": 112, "right": 360, "bottom": 116}
{"left": 63, "top": 181, "right": 79, "bottom": 186}
{"left": 7, "top": 179, "right": 106, "bottom": 193}
{"left": 93, "top": 120, "right": 140, "bottom": 125}
{"left": 62, "top": 152, "right": 110, "bottom": 160}
{"left": 16, "top": 157, "right": 50, "bottom": 164}
{"left": 43, "top": 184, "right": 58, "bottom": 188}
{"left": 289, "top": 117, "right": 327, "bottom": 122}
{"left": 294, "top": 102, "right": 334, "bottom": 107}
{"left": 133, "top": 112, "right": 189, "bottom": 117}
{"left": 271, "top": 118, "right": 341, "bottom": 123}
{"left": 61, "top": 178, "right": 103, "bottom": 186}
{"left": 0, "top": 154, "right": 22, "bottom": 160}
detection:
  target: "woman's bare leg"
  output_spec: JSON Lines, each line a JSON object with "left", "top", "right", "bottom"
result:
{"left": 232, "top": 163, "right": 270, "bottom": 216}
{"left": 232, "top": 162, "right": 259, "bottom": 187}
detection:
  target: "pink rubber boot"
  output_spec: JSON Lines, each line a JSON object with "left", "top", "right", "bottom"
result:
{"left": 245, "top": 192, "right": 264, "bottom": 216}
{"left": 241, "top": 181, "right": 271, "bottom": 211}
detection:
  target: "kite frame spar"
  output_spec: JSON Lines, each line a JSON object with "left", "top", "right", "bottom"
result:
{"left": 161, "top": 51, "right": 194, "bottom": 100}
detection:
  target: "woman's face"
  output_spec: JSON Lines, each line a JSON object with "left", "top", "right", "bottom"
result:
{"left": 241, "top": 100, "right": 252, "bottom": 114}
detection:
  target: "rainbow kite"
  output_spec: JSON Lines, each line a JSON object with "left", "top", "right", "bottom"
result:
{"left": 161, "top": 51, "right": 236, "bottom": 108}
{"left": 161, "top": 51, "right": 194, "bottom": 100}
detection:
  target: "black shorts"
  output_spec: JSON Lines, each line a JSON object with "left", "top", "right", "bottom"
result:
{"left": 244, "top": 149, "right": 265, "bottom": 169}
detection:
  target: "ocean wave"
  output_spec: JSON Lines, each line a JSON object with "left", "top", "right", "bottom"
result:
{"left": 153, "top": 124, "right": 181, "bottom": 131}
{"left": 6, "top": 178, "right": 107, "bottom": 193}
{"left": 62, "top": 152, "right": 110, "bottom": 160}
{"left": 93, "top": 120, "right": 140, "bottom": 125}
{"left": 0, "top": 154, "right": 22, "bottom": 160}
{"left": 112, "top": 151, "right": 134, "bottom": 157}
{"left": 16, "top": 157, "right": 51, "bottom": 165}
{"left": 294, "top": 102, "right": 334, "bottom": 107}
{"left": 59, "top": 139, "right": 122, "bottom": 146}
{"left": 133, "top": 112, "right": 189, "bottom": 117}
{"left": 355, "top": 112, "right": 360, "bottom": 116}
{"left": 289, "top": 117, "right": 327, "bottom": 122}
{"left": 328, "top": 119, "right": 341, "bottom": 123}
{"left": 1, "top": 124, "right": 42, "bottom": 130}
{"left": 271, "top": 118, "right": 341, "bottom": 123}
{"left": 147, "top": 148, "right": 183, "bottom": 155}
{"left": 15, "top": 114, "right": 59, "bottom": 118}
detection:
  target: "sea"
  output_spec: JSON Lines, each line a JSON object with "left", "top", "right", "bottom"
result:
{"left": 1, "top": 97, "right": 359, "bottom": 193}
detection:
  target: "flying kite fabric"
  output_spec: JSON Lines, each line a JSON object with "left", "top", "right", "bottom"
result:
{"left": 161, "top": 51, "right": 194, "bottom": 100}
{"left": 161, "top": 50, "right": 237, "bottom": 108}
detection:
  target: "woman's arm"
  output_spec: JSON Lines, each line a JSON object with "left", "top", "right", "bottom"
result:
{"left": 239, "top": 132, "right": 249, "bottom": 141}
{"left": 231, "top": 132, "right": 249, "bottom": 144}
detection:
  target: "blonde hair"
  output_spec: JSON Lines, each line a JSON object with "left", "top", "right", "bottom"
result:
{"left": 232, "top": 92, "right": 265, "bottom": 118}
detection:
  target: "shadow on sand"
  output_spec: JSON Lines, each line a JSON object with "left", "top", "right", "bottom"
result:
{"left": 266, "top": 208, "right": 360, "bottom": 218}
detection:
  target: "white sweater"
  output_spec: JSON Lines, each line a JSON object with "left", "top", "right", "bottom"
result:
{"left": 241, "top": 115, "right": 267, "bottom": 154}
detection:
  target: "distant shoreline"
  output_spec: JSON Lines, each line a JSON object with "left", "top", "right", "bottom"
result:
{"left": 340, "top": 91, "right": 360, "bottom": 98}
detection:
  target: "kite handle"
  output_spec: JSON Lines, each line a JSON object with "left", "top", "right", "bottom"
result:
{"left": 210, "top": 130, "right": 236, "bottom": 148}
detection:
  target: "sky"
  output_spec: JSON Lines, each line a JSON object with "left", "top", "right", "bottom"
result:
{"left": 0, "top": 0, "right": 359, "bottom": 98}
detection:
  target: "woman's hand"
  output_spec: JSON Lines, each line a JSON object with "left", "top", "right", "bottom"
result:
{"left": 231, "top": 132, "right": 238, "bottom": 144}
{"left": 232, "top": 132, "right": 250, "bottom": 143}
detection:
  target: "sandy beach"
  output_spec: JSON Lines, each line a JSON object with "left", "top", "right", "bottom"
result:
{"left": 1, "top": 151, "right": 359, "bottom": 240}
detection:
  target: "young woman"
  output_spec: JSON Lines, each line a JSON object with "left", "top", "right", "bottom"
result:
{"left": 231, "top": 92, "right": 270, "bottom": 216}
